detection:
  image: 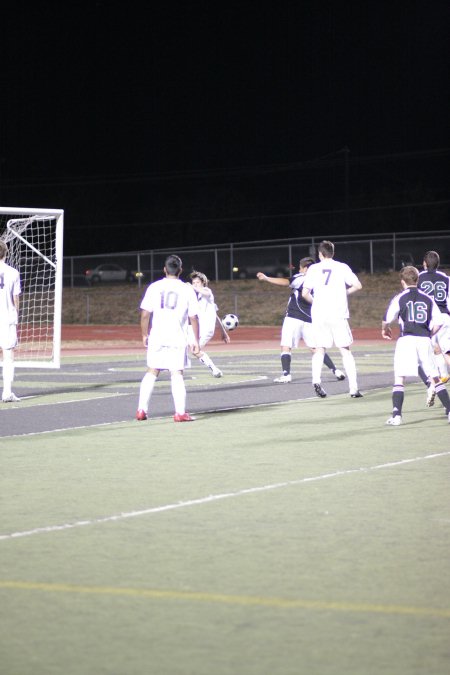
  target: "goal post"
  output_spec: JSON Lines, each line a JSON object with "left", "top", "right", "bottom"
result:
{"left": 0, "top": 207, "right": 64, "bottom": 368}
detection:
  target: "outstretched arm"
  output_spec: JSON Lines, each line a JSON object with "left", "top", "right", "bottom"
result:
{"left": 256, "top": 272, "right": 290, "bottom": 287}
{"left": 192, "top": 284, "right": 213, "bottom": 298}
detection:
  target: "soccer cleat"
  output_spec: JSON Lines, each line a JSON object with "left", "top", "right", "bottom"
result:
{"left": 2, "top": 393, "right": 20, "bottom": 403}
{"left": 440, "top": 375, "right": 450, "bottom": 384}
{"left": 386, "top": 415, "right": 402, "bottom": 426}
{"left": 274, "top": 374, "right": 292, "bottom": 383}
{"left": 426, "top": 387, "right": 436, "bottom": 407}
{"left": 135, "top": 409, "right": 147, "bottom": 421}
{"left": 350, "top": 390, "right": 363, "bottom": 398}
{"left": 313, "top": 383, "right": 327, "bottom": 398}
{"left": 333, "top": 369, "right": 346, "bottom": 381}
{"left": 212, "top": 368, "right": 223, "bottom": 378}
{"left": 173, "top": 412, "right": 195, "bottom": 422}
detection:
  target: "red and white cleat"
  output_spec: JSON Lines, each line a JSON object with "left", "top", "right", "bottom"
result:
{"left": 136, "top": 409, "right": 148, "bottom": 421}
{"left": 173, "top": 412, "right": 195, "bottom": 422}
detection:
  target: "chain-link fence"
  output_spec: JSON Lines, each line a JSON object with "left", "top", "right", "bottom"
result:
{"left": 63, "top": 228, "right": 450, "bottom": 288}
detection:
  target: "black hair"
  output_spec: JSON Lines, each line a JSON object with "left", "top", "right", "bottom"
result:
{"left": 423, "top": 250, "right": 440, "bottom": 271}
{"left": 164, "top": 254, "right": 182, "bottom": 275}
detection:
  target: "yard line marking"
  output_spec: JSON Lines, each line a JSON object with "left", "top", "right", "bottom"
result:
{"left": 0, "top": 391, "right": 328, "bottom": 438}
{"left": 1, "top": 451, "right": 449, "bottom": 541}
{"left": 0, "top": 421, "right": 133, "bottom": 438}
{"left": 1, "top": 581, "right": 449, "bottom": 618}
{"left": 0, "top": 392, "right": 129, "bottom": 409}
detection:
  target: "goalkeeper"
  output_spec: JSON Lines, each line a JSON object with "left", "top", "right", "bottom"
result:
{"left": 0, "top": 240, "right": 21, "bottom": 402}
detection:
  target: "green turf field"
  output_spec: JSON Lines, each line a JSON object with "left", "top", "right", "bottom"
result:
{"left": 1, "top": 347, "right": 449, "bottom": 675}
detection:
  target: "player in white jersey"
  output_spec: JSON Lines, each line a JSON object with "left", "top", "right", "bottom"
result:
{"left": 136, "top": 254, "right": 200, "bottom": 422}
{"left": 302, "top": 240, "right": 363, "bottom": 398}
{"left": 188, "top": 270, "right": 230, "bottom": 377}
{"left": 257, "top": 257, "right": 345, "bottom": 383}
{"left": 0, "top": 240, "right": 22, "bottom": 403}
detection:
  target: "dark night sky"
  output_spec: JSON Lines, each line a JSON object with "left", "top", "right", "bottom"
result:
{"left": 1, "top": 2, "right": 449, "bottom": 255}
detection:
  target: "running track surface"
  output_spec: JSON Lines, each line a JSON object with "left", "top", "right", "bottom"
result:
{"left": 0, "top": 325, "right": 393, "bottom": 438}
{"left": 61, "top": 325, "right": 382, "bottom": 356}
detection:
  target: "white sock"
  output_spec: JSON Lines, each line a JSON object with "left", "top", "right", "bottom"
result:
{"left": 199, "top": 352, "right": 216, "bottom": 371}
{"left": 341, "top": 349, "right": 358, "bottom": 392}
{"left": 138, "top": 372, "right": 156, "bottom": 412}
{"left": 312, "top": 351, "right": 324, "bottom": 383}
{"left": 435, "top": 353, "right": 448, "bottom": 378}
{"left": 171, "top": 372, "right": 186, "bottom": 414}
{"left": 2, "top": 352, "right": 15, "bottom": 398}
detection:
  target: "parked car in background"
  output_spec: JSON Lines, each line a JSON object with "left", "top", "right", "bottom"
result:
{"left": 85, "top": 263, "right": 144, "bottom": 284}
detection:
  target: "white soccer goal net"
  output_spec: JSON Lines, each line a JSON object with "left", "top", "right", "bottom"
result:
{"left": 0, "top": 207, "right": 64, "bottom": 368}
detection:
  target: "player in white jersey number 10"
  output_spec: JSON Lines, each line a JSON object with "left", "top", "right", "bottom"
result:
{"left": 135, "top": 255, "right": 200, "bottom": 422}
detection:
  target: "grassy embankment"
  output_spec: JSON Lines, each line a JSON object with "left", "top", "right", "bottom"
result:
{"left": 62, "top": 272, "right": 407, "bottom": 328}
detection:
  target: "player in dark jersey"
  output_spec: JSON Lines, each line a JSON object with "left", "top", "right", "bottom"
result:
{"left": 417, "top": 250, "right": 450, "bottom": 391}
{"left": 382, "top": 266, "right": 450, "bottom": 425}
{"left": 257, "top": 257, "right": 345, "bottom": 383}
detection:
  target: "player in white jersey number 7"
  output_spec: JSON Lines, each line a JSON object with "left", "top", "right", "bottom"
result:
{"left": 257, "top": 257, "right": 346, "bottom": 384}
{"left": 302, "top": 240, "right": 363, "bottom": 399}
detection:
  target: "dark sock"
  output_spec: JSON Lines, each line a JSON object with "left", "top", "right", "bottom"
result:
{"left": 281, "top": 353, "right": 291, "bottom": 376}
{"left": 323, "top": 353, "right": 336, "bottom": 371}
{"left": 392, "top": 384, "right": 404, "bottom": 416}
{"left": 417, "top": 366, "right": 429, "bottom": 386}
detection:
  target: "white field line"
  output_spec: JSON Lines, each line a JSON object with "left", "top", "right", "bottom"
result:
{"left": 1, "top": 392, "right": 129, "bottom": 407}
{"left": 1, "top": 451, "right": 449, "bottom": 542}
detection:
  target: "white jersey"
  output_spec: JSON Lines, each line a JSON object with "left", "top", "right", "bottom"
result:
{"left": 0, "top": 260, "right": 21, "bottom": 326}
{"left": 303, "top": 258, "right": 360, "bottom": 321}
{"left": 140, "top": 277, "right": 199, "bottom": 349}
{"left": 195, "top": 288, "right": 218, "bottom": 339}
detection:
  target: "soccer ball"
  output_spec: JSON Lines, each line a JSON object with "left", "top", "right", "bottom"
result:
{"left": 223, "top": 313, "right": 239, "bottom": 331}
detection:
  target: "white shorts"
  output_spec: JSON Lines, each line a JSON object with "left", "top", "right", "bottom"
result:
{"left": 0, "top": 323, "right": 18, "bottom": 351}
{"left": 311, "top": 319, "right": 353, "bottom": 349}
{"left": 433, "top": 314, "right": 450, "bottom": 354}
{"left": 394, "top": 335, "right": 438, "bottom": 378}
{"left": 280, "top": 316, "right": 315, "bottom": 349}
{"left": 147, "top": 344, "right": 190, "bottom": 371}
{"left": 187, "top": 325, "right": 214, "bottom": 349}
